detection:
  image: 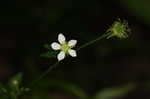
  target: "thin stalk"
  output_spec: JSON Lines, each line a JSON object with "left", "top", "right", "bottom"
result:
{"left": 29, "top": 62, "right": 59, "bottom": 87}
{"left": 77, "top": 33, "right": 110, "bottom": 51}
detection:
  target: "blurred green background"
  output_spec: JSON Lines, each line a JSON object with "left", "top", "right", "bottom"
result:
{"left": 0, "top": 0, "right": 150, "bottom": 99}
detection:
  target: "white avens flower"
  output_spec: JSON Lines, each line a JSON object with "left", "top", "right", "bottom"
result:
{"left": 51, "top": 33, "right": 77, "bottom": 61}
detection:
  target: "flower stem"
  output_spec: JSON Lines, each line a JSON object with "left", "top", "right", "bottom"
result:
{"left": 77, "top": 33, "right": 110, "bottom": 51}
{"left": 29, "top": 62, "right": 59, "bottom": 87}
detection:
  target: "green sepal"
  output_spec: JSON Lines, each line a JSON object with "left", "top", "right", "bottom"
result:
{"left": 40, "top": 44, "right": 58, "bottom": 58}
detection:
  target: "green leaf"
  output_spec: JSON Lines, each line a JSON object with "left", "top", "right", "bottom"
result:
{"left": 44, "top": 44, "right": 51, "bottom": 50}
{"left": 0, "top": 83, "right": 9, "bottom": 98}
{"left": 0, "top": 94, "right": 8, "bottom": 99}
{"left": 0, "top": 83, "right": 7, "bottom": 93}
{"left": 40, "top": 51, "right": 58, "bottom": 58}
{"left": 93, "top": 83, "right": 136, "bottom": 99}
{"left": 0, "top": 83, "right": 6, "bottom": 92}
{"left": 41, "top": 44, "right": 58, "bottom": 58}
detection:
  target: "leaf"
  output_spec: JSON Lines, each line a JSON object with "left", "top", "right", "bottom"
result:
{"left": 40, "top": 51, "right": 58, "bottom": 58}
{"left": 93, "top": 83, "right": 136, "bottom": 99}
{"left": 0, "top": 83, "right": 7, "bottom": 94}
{"left": 0, "top": 83, "right": 9, "bottom": 98}
{"left": 44, "top": 44, "right": 51, "bottom": 50}
{"left": 41, "top": 44, "right": 58, "bottom": 58}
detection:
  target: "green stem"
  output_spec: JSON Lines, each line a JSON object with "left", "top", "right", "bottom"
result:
{"left": 29, "top": 62, "right": 59, "bottom": 87}
{"left": 77, "top": 33, "right": 110, "bottom": 51}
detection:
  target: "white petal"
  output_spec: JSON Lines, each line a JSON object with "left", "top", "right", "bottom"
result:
{"left": 68, "top": 49, "right": 77, "bottom": 57}
{"left": 51, "top": 42, "right": 60, "bottom": 50}
{"left": 58, "top": 33, "right": 66, "bottom": 44}
{"left": 57, "top": 51, "right": 66, "bottom": 61}
{"left": 68, "top": 40, "right": 77, "bottom": 47}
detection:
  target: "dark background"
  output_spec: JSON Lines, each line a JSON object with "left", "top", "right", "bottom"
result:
{"left": 0, "top": 0, "right": 150, "bottom": 98}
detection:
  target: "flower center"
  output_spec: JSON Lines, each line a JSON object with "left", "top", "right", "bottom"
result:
{"left": 60, "top": 43, "right": 70, "bottom": 53}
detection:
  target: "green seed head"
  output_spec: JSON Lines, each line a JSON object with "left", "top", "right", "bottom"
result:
{"left": 107, "top": 19, "right": 130, "bottom": 39}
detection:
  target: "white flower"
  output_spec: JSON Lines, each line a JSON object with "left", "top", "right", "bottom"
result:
{"left": 51, "top": 33, "right": 77, "bottom": 61}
